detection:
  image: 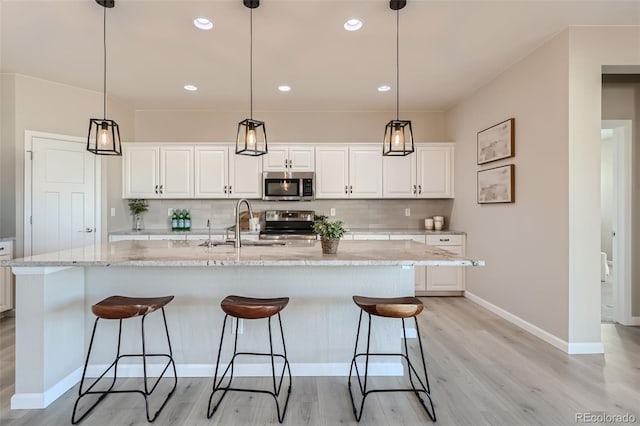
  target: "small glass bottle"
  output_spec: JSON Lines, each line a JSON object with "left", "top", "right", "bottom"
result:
{"left": 185, "top": 210, "right": 191, "bottom": 231}
{"left": 171, "top": 210, "right": 178, "bottom": 231}
{"left": 178, "top": 210, "right": 185, "bottom": 230}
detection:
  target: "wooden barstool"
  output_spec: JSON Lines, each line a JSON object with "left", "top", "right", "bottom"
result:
{"left": 71, "top": 295, "right": 177, "bottom": 424}
{"left": 207, "top": 295, "right": 292, "bottom": 423}
{"left": 348, "top": 295, "right": 436, "bottom": 422}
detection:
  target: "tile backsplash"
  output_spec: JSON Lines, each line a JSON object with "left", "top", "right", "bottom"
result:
{"left": 109, "top": 199, "right": 454, "bottom": 232}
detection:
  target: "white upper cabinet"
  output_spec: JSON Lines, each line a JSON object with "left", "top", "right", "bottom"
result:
{"left": 348, "top": 145, "right": 383, "bottom": 198}
{"left": 229, "top": 151, "right": 263, "bottom": 198}
{"left": 316, "top": 144, "right": 383, "bottom": 199}
{"left": 123, "top": 144, "right": 193, "bottom": 198}
{"left": 382, "top": 143, "right": 454, "bottom": 198}
{"left": 263, "top": 144, "right": 314, "bottom": 172}
{"left": 315, "top": 145, "right": 349, "bottom": 198}
{"left": 194, "top": 145, "right": 228, "bottom": 198}
{"left": 194, "top": 145, "right": 262, "bottom": 199}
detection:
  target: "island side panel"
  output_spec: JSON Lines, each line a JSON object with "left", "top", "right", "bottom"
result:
{"left": 11, "top": 267, "right": 85, "bottom": 409}
{"left": 84, "top": 266, "right": 414, "bottom": 377}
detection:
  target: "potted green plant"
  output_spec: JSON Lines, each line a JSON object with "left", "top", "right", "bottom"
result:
{"left": 313, "top": 215, "right": 345, "bottom": 255}
{"left": 128, "top": 199, "right": 148, "bottom": 231}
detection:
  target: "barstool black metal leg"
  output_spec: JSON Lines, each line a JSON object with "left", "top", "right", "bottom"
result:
{"left": 413, "top": 317, "right": 436, "bottom": 421}
{"left": 72, "top": 317, "right": 122, "bottom": 424}
{"left": 207, "top": 314, "right": 232, "bottom": 418}
{"left": 267, "top": 314, "right": 292, "bottom": 423}
{"left": 348, "top": 312, "right": 373, "bottom": 422}
{"left": 276, "top": 312, "right": 293, "bottom": 397}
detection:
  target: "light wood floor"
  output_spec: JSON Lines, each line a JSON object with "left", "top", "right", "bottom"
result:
{"left": 1, "top": 297, "right": 639, "bottom": 426}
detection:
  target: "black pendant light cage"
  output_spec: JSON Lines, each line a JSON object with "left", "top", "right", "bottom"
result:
{"left": 236, "top": 0, "right": 268, "bottom": 156}
{"left": 383, "top": 0, "right": 414, "bottom": 157}
{"left": 87, "top": 0, "right": 122, "bottom": 156}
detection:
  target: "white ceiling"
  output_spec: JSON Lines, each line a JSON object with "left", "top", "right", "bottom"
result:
{"left": 2, "top": 0, "right": 639, "bottom": 112}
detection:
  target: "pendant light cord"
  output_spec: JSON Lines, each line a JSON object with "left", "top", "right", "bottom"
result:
{"left": 250, "top": 8, "right": 253, "bottom": 120}
{"left": 395, "top": 8, "right": 399, "bottom": 121}
{"left": 103, "top": 6, "right": 107, "bottom": 119}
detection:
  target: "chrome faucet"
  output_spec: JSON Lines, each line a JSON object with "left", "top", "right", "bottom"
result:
{"left": 234, "top": 199, "right": 254, "bottom": 248}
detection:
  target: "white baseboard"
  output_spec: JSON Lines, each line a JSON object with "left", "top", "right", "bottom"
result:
{"left": 628, "top": 316, "right": 640, "bottom": 326}
{"left": 464, "top": 291, "right": 603, "bottom": 355}
{"left": 11, "top": 367, "right": 82, "bottom": 409}
{"left": 86, "top": 362, "right": 403, "bottom": 378}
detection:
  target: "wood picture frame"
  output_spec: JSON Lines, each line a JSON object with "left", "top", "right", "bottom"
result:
{"left": 477, "top": 118, "right": 515, "bottom": 165}
{"left": 477, "top": 164, "right": 515, "bottom": 204}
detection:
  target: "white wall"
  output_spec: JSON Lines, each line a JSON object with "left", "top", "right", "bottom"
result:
{"left": 567, "top": 27, "right": 640, "bottom": 341}
{"left": 446, "top": 31, "right": 571, "bottom": 341}
{"left": 7, "top": 74, "right": 134, "bottom": 256}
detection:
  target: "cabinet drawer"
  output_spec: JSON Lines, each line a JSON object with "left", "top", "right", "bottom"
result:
{"left": 0, "top": 242, "right": 11, "bottom": 255}
{"left": 426, "top": 234, "right": 462, "bottom": 246}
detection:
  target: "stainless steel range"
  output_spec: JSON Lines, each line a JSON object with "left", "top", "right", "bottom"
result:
{"left": 259, "top": 210, "right": 316, "bottom": 240}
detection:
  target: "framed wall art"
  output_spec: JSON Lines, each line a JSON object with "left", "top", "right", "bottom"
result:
{"left": 477, "top": 164, "right": 515, "bottom": 204}
{"left": 477, "top": 118, "right": 515, "bottom": 165}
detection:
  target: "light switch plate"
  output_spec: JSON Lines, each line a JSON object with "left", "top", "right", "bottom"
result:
{"left": 330, "top": 208, "right": 336, "bottom": 217}
{"left": 168, "top": 208, "right": 172, "bottom": 216}
{"left": 110, "top": 208, "right": 115, "bottom": 217}
{"left": 405, "top": 208, "right": 411, "bottom": 217}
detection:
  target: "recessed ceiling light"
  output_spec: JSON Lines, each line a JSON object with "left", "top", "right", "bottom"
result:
{"left": 184, "top": 84, "right": 198, "bottom": 92}
{"left": 378, "top": 85, "right": 391, "bottom": 92}
{"left": 278, "top": 85, "right": 292, "bottom": 92}
{"left": 193, "top": 17, "right": 213, "bottom": 31}
{"left": 344, "top": 18, "right": 363, "bottom": 32}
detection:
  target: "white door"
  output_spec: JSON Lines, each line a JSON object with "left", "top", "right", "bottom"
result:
{"left": 30, "top": 135, "right": 98, "bottom": 255}
{"left": 349, "top": 145, "right": 383, "bottom": 198}
{"left": 229, "top": 149, "right": 263, "bottom": 198}
{"left": 195, "top": 145, "right": 229, "bottom": 198}
{"left": 315, "top": 146, "right": 349, "bottom": 199}
{"left": 160, "top": 145, "right": 194, "bottom": 198}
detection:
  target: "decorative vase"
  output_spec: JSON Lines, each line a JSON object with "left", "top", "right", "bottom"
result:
{"left": 132, "top": 213, "right": 144, "bottom": 231}
{"left": 321, "top": 237, "right": 340, "bottom": 255}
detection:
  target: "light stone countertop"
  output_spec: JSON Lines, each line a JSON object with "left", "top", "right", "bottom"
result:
{"left": 4, "top": 239, "right": 484, "bottom": 268}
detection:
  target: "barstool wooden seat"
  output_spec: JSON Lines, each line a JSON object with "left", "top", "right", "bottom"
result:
{"left": 348, "top": 295, "right": 436, "bottom": 422}
{"left": 207, "top": 295, "right": 292, "bottom": 423}
{"left": 72, "top": 295, "right": 177, "bottom": 424}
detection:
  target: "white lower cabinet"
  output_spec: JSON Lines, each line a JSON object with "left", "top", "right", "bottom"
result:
{"left": 0, "top": 241, "right": 14, "bottom": 313}
{"left": 425, "top": 234, "right": 465, "bottom": 292}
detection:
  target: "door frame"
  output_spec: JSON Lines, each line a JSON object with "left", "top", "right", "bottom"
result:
{"left": 602, "top": 120, "right": 634, "bottom": 325}
{"left": 23, "top": 130, "right": 102, "bottom": 256}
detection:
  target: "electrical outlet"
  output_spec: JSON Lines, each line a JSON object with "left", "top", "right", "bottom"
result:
{"left": 110, "top": 207, "right": 115, "bottom": 217}
{"left": 330, "top": 208, "right": 336, "bottom": 217}
{"left": 405, "top": 208, "right": 411, "bottom": 217}
{"left": 168, "top": 208, "right": 173, "bottom": 217}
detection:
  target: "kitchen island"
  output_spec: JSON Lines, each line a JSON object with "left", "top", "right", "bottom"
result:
{"left": 5, "top": 239, "right": 483, "bottom": 409}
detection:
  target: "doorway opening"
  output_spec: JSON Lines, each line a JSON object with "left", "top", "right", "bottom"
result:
{"left": 600, "top": 120, "right": 632, "bottom": 325}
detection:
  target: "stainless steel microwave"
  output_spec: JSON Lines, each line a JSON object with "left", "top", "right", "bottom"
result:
{"left": 263, "top": 172, "right": 315, "bottom": 201}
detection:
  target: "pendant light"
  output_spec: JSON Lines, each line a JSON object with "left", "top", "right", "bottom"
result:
{"left": 383, "top": 0, "right": 414, "bottom": 157}
{"left": 87, "top": 0, "right": 122, "bottom": 156}
{"left": 236, "top": 0, "right": 268, "bottom": 156}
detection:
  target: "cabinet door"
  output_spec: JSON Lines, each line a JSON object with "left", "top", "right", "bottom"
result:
{"left": 416, "top": 145, "right": 454, "bottom": 198}
{"left": 315, "top": 146, "right": 349, "bottom": 199}
{"left": 229, "top": 150, "right": 263, "bottom": 199}
{"left": 123, "top": 145, "right": 159, "bottom": 198}
{"left": 426, "top": 245, "right": 465, "bottom": 291}
{"left": 383, "top": 155, "right": 416, "bottom": 198}
{"left": 349, "top": 145, "right": 383, "bottom": 198}
{"left": 262, "top": 146, "right": 289, "bottom": 172}
{"left": 288, "top": 145, "right": 315, "bottom": 171}
{"left": 160, "top": 145, "right": 194, "bottom": 198}
{"left": 195, "top": 145, "right": 229, "bottom": 198}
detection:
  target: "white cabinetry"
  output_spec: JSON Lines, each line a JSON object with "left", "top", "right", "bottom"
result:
{"left": 194, "top": 145, "right": 262, "bottom": 199}
{"left": 0, "top": 241, "right": 14, "bottom": 313}
{"left": 123, "top": 144, "right": 194, "bottom": 199}
{"left": 383, "top": 143, "right": 454, "bottom": 198}
{"left": 315, "top": 144, "right": 382, "bottom": 199}
{"left": 425, "top": 234, "right": 465, "bottom": 292}
{"left": 263, "top": 144, "right": 314, "bottom": 172}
